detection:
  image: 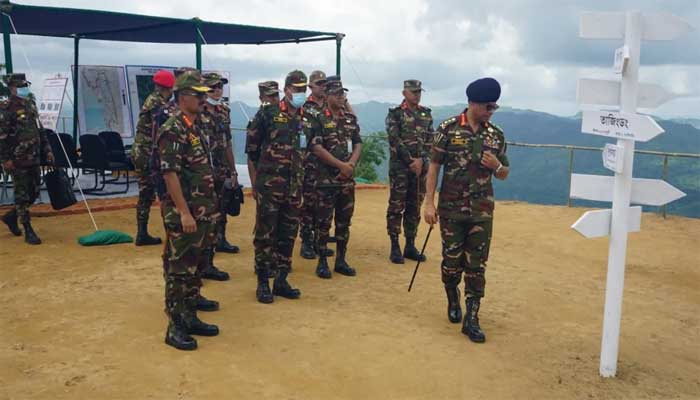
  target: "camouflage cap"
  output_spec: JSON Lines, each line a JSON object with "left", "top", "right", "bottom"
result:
{"left": 174, "top": 70, "right": 211, "bottom": 93}
{"left": 202, "top": 72, "right": 229, "bottom": 87}
{"left": 308, "top": 70, "right": 327, "bottom": 85}
{"left": 404, "top": 79, "right": 424, "bottom": 92}
{"left": 258, "top": 81, "right": 280, "bottom": 96}
{"left": 174, "top": 66, "right": 197, "bottom": 78}
{"left": 2, "top": 73, "right": 30, "bottom": 88}
{"left": 285, "top": 70, "right": 307, "bottom": 88}
{"left": 325, "top": 75, "right": 348, "bottom": 95}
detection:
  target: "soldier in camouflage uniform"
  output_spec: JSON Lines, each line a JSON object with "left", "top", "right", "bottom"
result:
{"left": 385, "top": 80, "right": 434, "bottom": 264}
{"left": 257, "top": 81, "right": 280, "bottom": 107}
{"left": 197, "top": 72, "right": 237, "bottom": 282}
{"left": 424, "top": 78, "right": 509, "bottom": 343}
{"left": 299, "top": 70, "right": 336, "bottom": 260}
{"left": 158, "top": 70, "right": 221, "bottom": 351}
{"left": 0, "top": 73, "right": 54, "bottom": 245}
{"left": 245, "top": 70, "right": 306, "bottom": 303}
{"left": 130, "top": 70, "right": 174, "bottom": 246}
{"left": 304, "top": 76, "right": 362, "bottom": 279}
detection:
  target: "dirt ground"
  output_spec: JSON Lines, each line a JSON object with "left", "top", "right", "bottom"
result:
{"left": 1, "top": 188, "right": 699, "bottom": 400}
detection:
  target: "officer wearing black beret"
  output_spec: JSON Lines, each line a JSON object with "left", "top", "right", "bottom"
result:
{"left": 423, "top": 77, "right": 510, "bottom": 343}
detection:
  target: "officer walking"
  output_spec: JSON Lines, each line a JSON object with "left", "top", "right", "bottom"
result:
{"left": 0, "top": 73, "right": 54, "bottom": 245}
{"left": 304, "top": 76, "right": 362, "bottom": 279}
{"left": 130, "top": 69, "right": 174, "bottom": 246}
{"left": 385, "top": 80, "right": 434, "bottom": 264}
{"left": 158, "top": 70, "right": 220, "bottom": 350}
{"left": 245, "top": 70, "right": 306, "bottom": 303}
{"left": 424, "top": 77, "right": 509, "bottom": 343}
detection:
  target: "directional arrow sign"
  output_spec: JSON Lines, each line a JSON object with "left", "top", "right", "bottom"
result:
{"left": 570, "top": 174, "right": 686, "bottom": 206}
{"left": 580, "top": 12, "right": 693, "bottom": 40}
{"left": 577, "top": 79, "right": 680, "bottom": 109}
{"left": 572, "top": 206, "right": 642, "bottom": 239}
{"left": 582, "top": 110, "right": 664, "bottom": 142}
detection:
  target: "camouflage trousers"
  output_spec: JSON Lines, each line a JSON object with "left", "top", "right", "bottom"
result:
{"left": 316, "top": 185, "right": 355, "bottom": 251}
{"left": 439, "top": 217, "right": 493, "bottom": 299}
{"left": 387, "top": 167, "right": 426, "bottom": 237}
{"left": 300, "top": 165, "right": 318, "bottom": 234}
{"left": 135, "top": 170, "right": 156, "bottom": 224}
{"left": 10, "top": 166, "right": 41, "bottom": 224}
{"left": 254, "top": 189, "right": 301, "bottom": 274}
{"left": 162, "top": 218, "right": 216, "bottom": 324}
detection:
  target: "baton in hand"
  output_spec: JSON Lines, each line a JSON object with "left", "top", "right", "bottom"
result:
{"left": 408, "top": 225, "right": 433, "bottom": 292}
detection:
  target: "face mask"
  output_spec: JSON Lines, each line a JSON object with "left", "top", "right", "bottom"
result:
{"left": 17, "top": 87, "right": 31, "bottom": 98}
{"left": 206, "top": 97, "right": 221, "bottom": 106}
{"left": 290, "top": 92, "right": 306, "bottom": 108}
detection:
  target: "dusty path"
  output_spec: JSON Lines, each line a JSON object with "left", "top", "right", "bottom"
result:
{"left": 1, "top": 189, "right": 699, "bottom": 399}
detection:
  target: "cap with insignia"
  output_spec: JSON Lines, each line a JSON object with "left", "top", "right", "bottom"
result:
{"left": 258, "top": 81, "right": 280, "bottom": 96}
{"left": 466, "top": 77, "right": 501, "bottom": 103}
{"left": 174, "top": 70, "right": 212, "bottom": 93}
{"left": 2, "top": 73, "right": 30, "bottom": 88}
{"left": 202, "top": 72, "right": 229, "bottom": 87}
{"left": 309, "top": 70, "right": 327, "bottom": 85}
{"left": 285, "top": 70, "right": 308, "bottom": 88}
{"left": 404, "top": 79, "right": 424, "bottom": 92}
{"left": 324, "top": 75, "right": 348, "bottom": 95}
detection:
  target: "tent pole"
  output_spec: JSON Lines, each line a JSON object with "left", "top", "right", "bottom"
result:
{"left": 73, "top": 36, "right": 79, "bottom": 141}
{"left": 2, "top": 11, "right": 12, "bottom": 73}
{"left": 195, "top": 20, "right": 202, "bottom": 71}
{"left": 335, "top": 33, "right": 344, "bottom": 76}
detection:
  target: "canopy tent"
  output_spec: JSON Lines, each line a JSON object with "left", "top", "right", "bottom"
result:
{"left": 0, "top": 1, "right": 344, "bottom": 139}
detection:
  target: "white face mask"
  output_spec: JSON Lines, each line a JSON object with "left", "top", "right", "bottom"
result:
{"left": 206, "top": 97, "right": 221, "bottom": 106}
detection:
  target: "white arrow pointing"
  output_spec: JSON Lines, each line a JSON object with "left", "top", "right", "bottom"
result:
{"left": 577, "top": 79, "right": 681, "bottom": 109}
{"left": 580, "top": 12, "right": 694, "bottom": 40}
{"left": 572, "top": 206, "right": 642, "bottom": 239}
{"left": 582, "top": 110, "right": 664, "bottom": 142}
{"left": 570, "top": 174, "right": 686, "bottom": 206}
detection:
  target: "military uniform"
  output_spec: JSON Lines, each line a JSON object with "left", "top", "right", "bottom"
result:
{"left": 158, "top": 71, "right": 220, "bottom": 350}
{"left": 431, "top": 77, "right": 508, "bottom": 342}
{"left": 304, "top": 77, "right": 361, "bottom": 278}
{"left": 245, "top": 70, "right": 306, "bottom": 303}
{"left": 0, "top": 73, "right": 53, "bottom": 245}
{"left": 385, "top": 80, "right": 433, "bottom": 263}
{"left": 131, "top": 86, "right": 169, "bottom": 245}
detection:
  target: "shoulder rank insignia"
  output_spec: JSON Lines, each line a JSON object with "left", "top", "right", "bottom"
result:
{"left": 273, "top": 115, "right": 288, "bottom": 123}
{"left": 439, "top": 117, "right": 457, "bottom": 130}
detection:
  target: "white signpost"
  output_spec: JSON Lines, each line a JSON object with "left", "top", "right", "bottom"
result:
{"left": 574, "top": 11, "right": 692, "bottom": 377}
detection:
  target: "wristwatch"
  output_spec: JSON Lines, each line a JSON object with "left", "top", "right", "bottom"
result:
{"left": 495, "top": 163, "right": 503, "bottom": 173}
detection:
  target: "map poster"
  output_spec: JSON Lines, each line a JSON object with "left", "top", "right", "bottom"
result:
{"left": 126, "top": 65, "right": 231, "bottom": 140}
{"left": 72, "top": 65, "right": 132, "bottom": 139}
{"left": 38, "top": 76, "right": 68, "bottom": 131}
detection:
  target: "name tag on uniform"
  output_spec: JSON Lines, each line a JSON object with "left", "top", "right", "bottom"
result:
{"left": 273, "top": 115, "right": 288, "bottom": 123}
{"left": 323, "top": 122, "right": 336, "bottom": 129}
{"left": 451, "top": 137, "right": 467, "bottom": 145}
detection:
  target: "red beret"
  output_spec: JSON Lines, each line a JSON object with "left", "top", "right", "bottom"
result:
{"left": 153, "top": 70, "right": 175, "bottom": 89}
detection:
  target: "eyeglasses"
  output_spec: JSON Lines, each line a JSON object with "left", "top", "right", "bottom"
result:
{"left": 211, "top": 84, "right": 223, "bottom": 90}
{"left": 485, "top": 103, "right": 499, "bottom": 112}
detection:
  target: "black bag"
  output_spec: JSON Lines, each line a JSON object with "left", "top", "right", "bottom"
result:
{"left": 44, "top": 168, "right": 77, "bottom": 210}
{"left": 223, "top": 181, "right": 244, "bottom": 217}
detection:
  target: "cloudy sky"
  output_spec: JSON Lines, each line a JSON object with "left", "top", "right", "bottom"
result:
{"left": 4, "top": 0, "right": 699, "bottom": 119}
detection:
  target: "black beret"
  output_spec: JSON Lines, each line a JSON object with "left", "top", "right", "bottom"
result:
{"left": 466, "top": 77, "right": 501, "bottom": 103}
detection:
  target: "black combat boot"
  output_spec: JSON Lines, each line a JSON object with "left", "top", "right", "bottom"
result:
{"left": 273, "top": 270, "right": 301, "bottom": 299}
{"left": 389, "top": 234, "right": 404, "bottom": 264}
{"left": 300, "top": 226, "right": 316, "bottom": 259}
{"left": 256, "top": 269, "right": 274, "bottom": 304}
{"left": 315, "top": 254, "right": 332, "bottom": 279}
{"left": 444, "top": 278, "right": 462, "bottom": 323}
{"left": 165, "top": 315, "right": 198, "bottom": 351}
{"left": 135, "top": 220, "right": 162, "bottom": 246}
{"left": 196, "top": 294, "right": 220, "bottom": 312}
{"left": 403, "top": 236, "right": 426, "bottom": 262}
{"left": 216, "top": 219, "right": 239, "bottom": 253}
{"left": 334, "top": 240, "right": 356, "bottom": 276}
{"left": 22, "top": 222, "right": 41, "bottom": 245}
{"left": 188, "top": 314, "right": 219, "bottom": 336}
{"left": 201, "top": 250, "right": 230, "bottom": 281}
{"left": 2, "top": 209, "right": 21, "bottom": 236}
{"left": 462, "top": 297, "right": 486, "bottom": 343}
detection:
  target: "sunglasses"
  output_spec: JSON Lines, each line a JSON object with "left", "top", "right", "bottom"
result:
{"left": 211, "top": 84, "right": 223, "bottom": 90}
{"left": 485, "top": 103, "right": 499, "bottom": 112}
